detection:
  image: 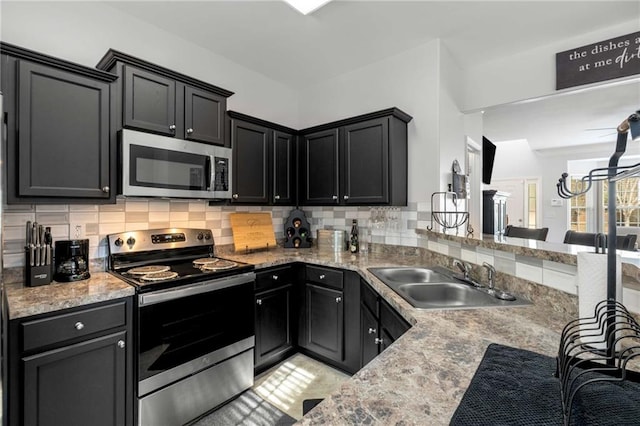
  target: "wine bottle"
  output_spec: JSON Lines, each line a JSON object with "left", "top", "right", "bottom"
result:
{"left": 349, "top": 219, "right": 359, "bottom": 253}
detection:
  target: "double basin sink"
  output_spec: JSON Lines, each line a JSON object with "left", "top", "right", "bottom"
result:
{"left": 368, "top": 266, "right": 531, "bottom": 310}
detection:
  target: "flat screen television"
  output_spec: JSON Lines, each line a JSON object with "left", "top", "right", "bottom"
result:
{"left": 482, "top": 136, "right": 496, "bottom": 185}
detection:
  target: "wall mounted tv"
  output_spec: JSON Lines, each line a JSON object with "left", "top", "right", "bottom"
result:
{"left": 482, "top": 136, "right": 497, "bottom": 185}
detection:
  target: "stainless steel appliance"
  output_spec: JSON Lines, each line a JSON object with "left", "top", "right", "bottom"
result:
{"left": 107, "top": 228, "right": 255, "bottom": 426}
{"left": 54, "top": 239, "right": 90, "bottom": 282}
{"left": 120, "top": 129, "right": 232, "bottom": 199}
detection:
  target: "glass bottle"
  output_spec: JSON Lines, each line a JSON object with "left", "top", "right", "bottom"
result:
{"left": 349, "top": 219, "right": 359, "bottom": 253}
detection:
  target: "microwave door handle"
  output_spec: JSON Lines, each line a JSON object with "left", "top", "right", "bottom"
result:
{"left": 206, "top": 155, "right": 213, "bottom": 191}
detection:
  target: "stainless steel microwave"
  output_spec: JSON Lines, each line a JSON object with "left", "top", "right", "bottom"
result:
{"left": 120, "top": 129, "right": 232, "bottom": 199}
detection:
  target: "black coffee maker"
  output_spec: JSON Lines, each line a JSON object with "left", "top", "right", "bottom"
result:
{"left": 54, "top": 239, "right": 90, "bottom": 282}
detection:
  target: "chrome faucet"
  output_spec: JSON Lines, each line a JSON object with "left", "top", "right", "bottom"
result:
{"left": 452, "top": 259, "right": 471, "bottom": 280}
{"left": 483, "top": 262, "right": 496, "bottom": 289}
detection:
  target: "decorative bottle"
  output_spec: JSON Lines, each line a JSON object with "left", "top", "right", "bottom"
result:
{"left": 349, "top": 220, "right": 359, "bottom": 253}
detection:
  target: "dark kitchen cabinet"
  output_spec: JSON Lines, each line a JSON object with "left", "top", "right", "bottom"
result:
{"left": 97, "top": 49, "right": 232, "bottom": 146}
{"left": 254, "top": 266, "right": 298, "bottom": 372}
{"left": 6, "top": 298, "right": 134, "bottom": 426}
{"left": 360, "top": 280, "right": 411, "bottom": 367}
{"left": 299, "top": 108, "right": 412, "bottom": 206}
{"left": 299, "top": 265, "right": 360, "bottom": 374}
{"left": 0, "top": 42, "right": 117, "bottom": 204}
{"left": 228, "top": 111, "right": 296, "bottom": 205}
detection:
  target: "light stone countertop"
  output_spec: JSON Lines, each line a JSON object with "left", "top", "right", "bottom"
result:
{"left": 4, "top": 271, "right": 135, "bottom": 319}
{"left": 221, "top": 246, "right": 576, "bottom": 425}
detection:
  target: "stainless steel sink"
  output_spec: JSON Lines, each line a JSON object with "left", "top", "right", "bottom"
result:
{"left": 368, "top": 266, "right": 531, "bottom": 310}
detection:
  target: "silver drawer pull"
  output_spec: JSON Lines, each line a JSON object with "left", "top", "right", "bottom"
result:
{"left": 256, "top": 299, "right": 262, "bottom": 306}
{"left": 319, "top": 274, "right": 325, "bottom": 280}
{"left": 117, "top": 340, "right": 125, "bottom": 349}
{"left": 169, "top": 124, "right": 176, "bottom": 131}
{"left": 335, "top": 297, "right": 342, "bottom": 303}
{"left": 74, "top": 322, "right": 84, "bottom": 331}
{"left": 272, "top": 275, "right": 279, "bottom": 281}
{"left": 368, "top": 327, "right": 377, "bottom": 334}
{"left": 375, "top": 337, "right": 384, "bottom": 345}
{"left": 186, "top": 128, "right": 194, "bottom": 134}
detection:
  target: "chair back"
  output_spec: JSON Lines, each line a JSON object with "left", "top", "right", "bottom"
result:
{"left": 563, "top": 230, "right": 637, "bottom": 251}
{"left": 504, "top": 225, "right": 549, "bottom": 241}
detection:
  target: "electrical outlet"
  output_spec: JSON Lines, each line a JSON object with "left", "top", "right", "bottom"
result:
{"left": 70, "top": 223, "right": 85, "bottom": 239}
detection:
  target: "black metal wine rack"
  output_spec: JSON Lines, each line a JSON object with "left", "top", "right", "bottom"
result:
{"left": 284, "top": 209, "right": 312, "bottom": 249}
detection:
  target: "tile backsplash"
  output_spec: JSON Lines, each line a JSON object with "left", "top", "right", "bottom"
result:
{"left": 2, "top": 199, "right": 429, "bottom": 268}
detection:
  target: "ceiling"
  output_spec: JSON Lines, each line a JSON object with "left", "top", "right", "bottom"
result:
{"left": 104, "top": 1, "right": 639, "bottom": 150}
{"left": 105, "top": 1, "right": 638, "bottom": 89}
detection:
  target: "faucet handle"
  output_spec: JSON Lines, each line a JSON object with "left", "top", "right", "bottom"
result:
{"left": 453, "top": 258, "right": 471, "bottom": 278}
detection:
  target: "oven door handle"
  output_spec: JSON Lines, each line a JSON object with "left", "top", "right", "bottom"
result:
{"left": 139, "top": 272, "right": 255, "bottom": 306}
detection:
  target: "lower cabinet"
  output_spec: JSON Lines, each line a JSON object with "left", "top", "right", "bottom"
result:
{"left": 360, "top": 279, "right": 411, "bottom": 367}
{"left": 254, "top": 265, "right": 297, "bottom": 372}
{"left": 304, "top": 282, "right": 344, "bottom": 361}
{"left": 6, "top": 298, "right": 133, "bottom": 426}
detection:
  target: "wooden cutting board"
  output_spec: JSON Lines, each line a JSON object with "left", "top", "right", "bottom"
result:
{"left": 229, "top": 212, "right": 277, "bottom": 252}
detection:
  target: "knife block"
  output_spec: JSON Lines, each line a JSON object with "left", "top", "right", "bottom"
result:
{"left": 24, "top": 247, "right": 53, "bottom": 287}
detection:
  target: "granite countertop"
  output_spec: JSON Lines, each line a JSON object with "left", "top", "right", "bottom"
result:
{"left": 221, "top": 246, "right": 575, "bottom": 425}
{"left": 4, "top": 271, "right": 135, "bottom": 320}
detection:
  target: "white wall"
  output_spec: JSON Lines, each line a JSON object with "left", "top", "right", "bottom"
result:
{"left": 0, "top": 1, "right": 300, "bottom": 128}
{"left": 298, "top": 41, "right": 441, "bottom": 203}
{"left": 462, "top": 19, "right": 639, "bottom": 111}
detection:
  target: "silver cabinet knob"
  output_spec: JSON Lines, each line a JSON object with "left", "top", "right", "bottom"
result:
{"left": 274, "top": 195, "right": 281, "bottom": 200}
{"left": 102, "top": 186, "right": 110, "bottom": 193}
{"left": 332, "top": 195, "right": 338, "bottom": 200}
{"left": 335, "top": 296, "right": 342, "bottom": 303}
{"left": 344, "top": 195, "right": 349, "bottom": 200}
{"left": 169, "top": 124, "right": 176, "bottom": 131}
{"left": 368, "top": 327, "right": 377, "bottom": 334}
{"left": 186, "top": 128, "right": 194, "bottom": 134}
{"left": 256, "top": 299, "right": 262, "bottom": 306}
{"left": 272, "top": 275, "right": 279, "bottom": 281}
{"left": 232, "top": 194, "right": 239, "bottom": 199}
{"left": 319, "top": 274, "right": 325, "bottom": 280}
{"left": 117, "top": 340, "right": 125, "bottom": 349}
{"left": 74, "top": 322, "right": 84, "bottom": 330}
{"left": 375, "top": 337, "right": 384, "bottom": 345}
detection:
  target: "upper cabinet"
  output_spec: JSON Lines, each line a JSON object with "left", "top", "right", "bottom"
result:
{"left": 300, "top": 108, "right": 412, "bottom": 206}
{"left": 97, "top": 49, "right": 232, "bottom": 147}
{"left": 1, "top": 42, "right": 118, "bottom": 204}
{"left": 228, "top": 111, "right": 296, "bottom": 205}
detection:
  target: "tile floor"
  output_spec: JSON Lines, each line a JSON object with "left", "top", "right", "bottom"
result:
{"left": 252, "top": 353, "right": 351, "bottom": 420}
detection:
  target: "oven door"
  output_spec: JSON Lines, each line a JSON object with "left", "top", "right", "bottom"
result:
{"left": 121, "top": 129, "right": 228, "bottom": 199}
{"left": 137, "top": 273, "right": 255, "bottom": 396}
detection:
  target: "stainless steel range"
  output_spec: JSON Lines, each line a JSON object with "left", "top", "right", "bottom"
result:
{"left": 107, "top": 228, "right": 256, "bottom": 426}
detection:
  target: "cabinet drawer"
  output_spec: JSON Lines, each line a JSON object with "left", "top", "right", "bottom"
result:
{"left": 22, "top": 301, "right": 127, "bottom": 352}
{"left": 360, "top": 281, "right": 379, "bottom": 317}
{"left": 306, "top": 265, "right": 343, "bottom": 290}
{"left": 256, "top": 266, "right": 294, "bottom": 291}
{"left": 380, "top": 300, "right": 411, "bottom": 342}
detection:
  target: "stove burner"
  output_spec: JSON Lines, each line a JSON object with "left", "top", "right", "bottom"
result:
{"left": 198, "top": 259, "right": 237, "bottom": 271}
{"left": 140, "top": 271, "right": 179, "bottom": 282}
{"left": 192, "top": 257, "right": 219, "bottom": 266}
{"left": 128, "top": 265, "right": 170, "bottom": 275}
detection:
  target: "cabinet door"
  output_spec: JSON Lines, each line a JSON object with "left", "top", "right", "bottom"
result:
{"left": 123, "top": 65, "right": 176, "bottom": 136}
{"left": 184, "top": 86, "right": 226, "bottom": 146}
{"left": 304, "top": 283, "right": 344, "bottom": 362}
{"left": 301, "top": 129, "right": 340, "bottom": 205}
{"left": 16, "top": 61, "right": 111, "bottom": 198}
{"left": 231, "top": 119, "right": 269, "bottom": 203}
{"left": 255, "top": 284, "right": 293, "bottom": 369}
{"left": 272, "top": 130, "right": 295, "bottom": 205}
{"left": 360, "top": 304, "right": 379, "bottom": 367}
{"left": 23, "top": 331, "right": 127, "bottom": 426}
{"left": 342, "top": 117, "right": 389, "bottom": 204}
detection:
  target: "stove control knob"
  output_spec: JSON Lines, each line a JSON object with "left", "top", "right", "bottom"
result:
{"left": 114, "top": 238, "right": 124, "bottom": 247}
{"left": 204, "top": 233, "right": 212, "bottom": 240}
{"left": 126, "top": 237, "right": 136, "bottom": 246}
{"left": 197, "top": 233, "right": 204, "bottom": 240}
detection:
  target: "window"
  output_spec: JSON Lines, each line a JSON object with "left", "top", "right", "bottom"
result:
{"left": 527, "top": 182, "right": 537, "bottom": 228}
{"left": 570, "top": 177, "right": 588, "bottom": 231}
{"left": 602, "top": 177, "right": 640, "bottom": 228}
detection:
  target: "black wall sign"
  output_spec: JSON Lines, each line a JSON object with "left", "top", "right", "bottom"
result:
{"left": 556, "top": 31, "right": 640, "bottom": 90}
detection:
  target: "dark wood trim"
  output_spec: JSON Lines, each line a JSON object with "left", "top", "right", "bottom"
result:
{"left": 0, "top": 42, "right": 117, "bottom": 83}
{"left": 300, "top": 107, "right": 413, "bottom": 134}
{"left": 96, "top": 49, "right": 234, "bottom": 98}
{"left": 227, "top": 110, "right": 297, "bottom": 135}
